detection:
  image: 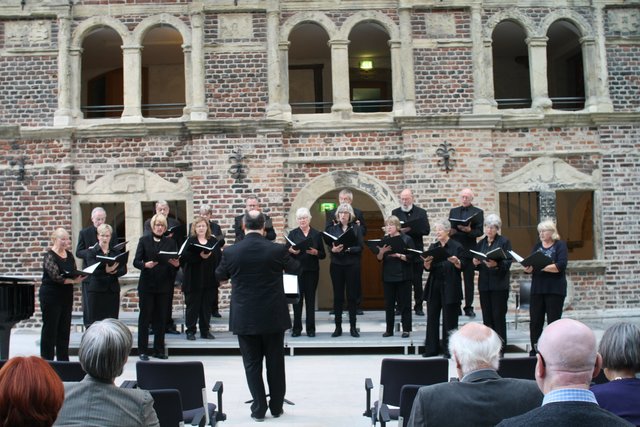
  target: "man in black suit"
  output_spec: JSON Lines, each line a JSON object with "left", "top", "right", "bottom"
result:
{"left": 233, "top": 195, "right": 276, "bottom": 242}
{"left": 76, "top": 206, "right": 117, "bottom": 328}
{"left": 216, "top": 211, "right": 299, "bottom": 422}
{"left": 498, "top": 319, "right": 633, "bottom": 427}
{"left": 449, "top": 188, "right": 483, "bottom": 318}
{"left": 197, "top": 204, "right": 225, "bottom": 318}
{"left": 392, "top": 189, "right": 430, "bottom": 316}
{"left": 408, "top": 322, "right": 543, "bottom": 427}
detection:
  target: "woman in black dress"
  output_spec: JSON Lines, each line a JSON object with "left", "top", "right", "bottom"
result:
{"left": 85, "top": 223, "right": 127, "bottom": 324}
{"left": 286, "top": 207, "right": 326, "bottom": 338}
{"left": 40, "top": 227, "right": 86, "bottom": 360}
{"left": 325, "top": 203, "right": 363, "bottom": 338}
{"left": 472, "top": 214, "right": 512, "bottom": 350}
{"left": 422, "top": 219, "right": 464, "bottom": 357}
{"left": 181, "top": 216, "right": 217, "bottom": 341}
{"left": 375, "top": 215, "right": 415, "bottom": 338}
{"left": 133, "top": 213, "right": 180, "bottom": 360}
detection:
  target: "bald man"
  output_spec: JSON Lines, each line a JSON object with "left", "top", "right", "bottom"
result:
{"left": 407, "top": 323, "right": 542, "bottom": 427}
{"left": 498, "top": 319, "right": 633, "bottom": 427}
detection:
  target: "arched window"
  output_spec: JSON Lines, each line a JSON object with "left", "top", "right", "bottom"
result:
{"left": 288, "top": 22, "right": 332, "bottom": 114}
{"left": 141, "top": 26, "right": 185, "bottom": 118}
{"left": 547, "top": 20, "right": 585, "bottom": 110}
{"left": 348, "top": 22, "right": 392, "bottom": 113}
{"left": 81, "top": 27, "right": 123, "bottom": 118}
{"left": 492, "top": 21, "right": 531, "bottom": 109}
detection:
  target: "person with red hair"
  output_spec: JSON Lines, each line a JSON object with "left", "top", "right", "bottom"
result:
{"left": 0, "top": 356, "right": 65, "bottom": 427}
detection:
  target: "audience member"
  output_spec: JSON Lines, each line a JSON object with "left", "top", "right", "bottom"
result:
{"left": 591, "top": 322, "right": 640, "bottom": 426}
{"left": 498, "top": 319, "right": 633, "bottom": 426}
{"left": 55, "top": 318, "right": 160, "bottom": 427}
{"left": 407, "top": 322, "right": 542, "bottom": 427}
{"left": 0, "top": 356, "right": 64, "bottom": 427}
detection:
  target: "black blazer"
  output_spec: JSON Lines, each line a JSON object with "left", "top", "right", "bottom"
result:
{"left": 423, "top": 238, "right": 465, "bottom": 304}
{"left": 233, "top": 213, "right": 276, "bottom": 242}
{"left": 285, "top": 227, "right": 326, "bottom": 272}
{"left": 449, "top": 205, "right": 484, "bottom": 254}
{"left": 475, "top": 235, "right": 512, "bottom": 292}
{"left": 133, "top": 234, "right": 178, "bottom": 294}
{"left": 86, "top": 246, "right": 127, "bottom": 293}
{"left": 324, "top": 222, "right": 364, "bottom": 266}
{"left": 180, "top": 235, "right": 217, "bottom": 294}
{"left": 530, "top": 239, "right": 569, "bottom": 296}
{"left": 325, "top": 206, "right": 367, "bottom": 236}
{"left": 215, "top": 233, "right": 299, "bottom": 335}
{"left": 76, "top": 225, "right": 118, "bottom": 268}
{"left": 391, "top": 205, "right": 430, "bottom": 251}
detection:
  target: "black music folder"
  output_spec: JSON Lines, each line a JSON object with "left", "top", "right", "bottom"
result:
{"left": 509, "top": 250, "right": 553, "bottom": 270}
{"left": 63, "top": 261, "right": 100, "bottom": 278}
{"left": 188, "top": 238, "right": 224, "bottom": 254}
{"left": 449, "top": 212, "right": 479, "bottom": 227}
{"left": 365, "top": 235, "right": 406, "bottom": 255}
{"left": 407, "top": 246, "right": 450, "bottom": 263}
{"left": 469, "top": 247, "right": 507, "bottom": 261}
{"left": 112, "top": 240, "right": 129, "bottom": 251}
{"left": 96, "top": 251, "right": 129, "bottom": 266}
{"left": 400, "top": 217, "right": 429, "bottom": 234}
{"left": 285, "top": 235, "right": 314, "bottom": 252}
{"left": 322, "top": 227, "right": 357, "bottom": 248}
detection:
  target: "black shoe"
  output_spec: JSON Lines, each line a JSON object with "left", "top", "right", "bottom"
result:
{"left": 350, "top": 327, "right": 360, "bottom": 338}
{"left": 186, "top": 332, "right": 196, "bottom": 341}
{"left": 329, "top": 310, "right": 335, "bottom": 315}
{"left": 271, "top": 410, "right": 284, "bottom": 418}
{"left": 139, "top": 354, "right": 149, "bottom": 361}
{"left": 291, "top": 331, "right": 301, "bottom": 337}
{"left": 415, "top": 309, "right": 425, "bottom": 316}
{"left": 443, "top": 352, "right": 451, "bottom": 359}
{"left": 422, "top": 350, "right": 438, "bottom": 358}
{"left": 166, "top": 328, "right": 181, "bottom": 335}
{"left": 212, "top": 311, "right": 222, "bottom": 318}
{"left": 464, "top": 307, "right": 476, "bottom": 318}
{"left": 356, "top": 309, "right": 364, "bottom": 315}
{"left": 153, "top": 352, "right": 168, "bottom": 360}
{"left": 251, "top": 415, "right": 265, "bottom": 422}
{"left": 402, "top": 332, "right": 410, "bottom": 338}
{"left": 201, "top": 332, "right": 215, "bottom": 339}
{"left": 331, "top": 326, "right": 342, "bottom": 337}
{"left": 307, "top": 331, "right": 315, "bottom": 337}
{"left": 382, "top": 332, "right": 393, "bottom": 337}
{"left": 529, "top": 349, "right": 537, "bottom": 357}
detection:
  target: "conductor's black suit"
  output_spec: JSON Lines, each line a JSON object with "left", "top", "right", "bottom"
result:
{"left": 216, "top": 231, "right": 299, "bottom": 419}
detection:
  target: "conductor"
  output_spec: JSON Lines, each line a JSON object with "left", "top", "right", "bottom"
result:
{"left": 216, "top": 210, "right": 299, "bottom": 422}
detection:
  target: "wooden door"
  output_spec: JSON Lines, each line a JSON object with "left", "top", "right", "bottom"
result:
{"left": 360, "top": 214, "right": 384, "bottom": 309}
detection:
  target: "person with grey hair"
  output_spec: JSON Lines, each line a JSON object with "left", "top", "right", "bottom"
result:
{"left": 590, "top": 322, "right": 640, "bottom": 426}
{"left": 325, "top": 203, "right": 364, "bottom": 337}
{"left": 421, "top": 219, "right": 464, "bottom": 357}
{"left": 286, "top": 207, "right": 326, "bottom": 337}
{"left": 233, "top": 195, "right": 276, "bottom": 242}
{"left": 472, "top": 213, "right": 512, "bottom": 351}
{"left": 407, "top": 322, "right": 542, "bottom": 427}
{"left": 55, "top": 319, "right": 160, "bottom": 426}
{"left": 498, "top": 319, "right": 633, "bottom": 426}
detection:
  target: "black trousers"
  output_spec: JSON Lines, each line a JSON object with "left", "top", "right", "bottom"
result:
{"left": 185, "top": 287, "right": 212, "bottom": 334}
{"left": 529, "top": 293, "right": 565, "bottom": 349}
{"left": 460, "top": 259, "right": 475, "bottom": 310}
{"left": 292, "top": 270, "right": 319, "bottom": 334}
{"left": 210, "top": 280, "right": 220, "bottom": 314}
{"left": 138, "top": 291, "right": 172, "bottom": 354}
{"left": 330, "top": 263, "right": 359, "bottom": 327}
{"left": 86, "top": 290, "right": 120, "bottom": 325}
{"left": 81, "top": 280, "right": 91, "bottom": 327}
{"left": 411, "top": 262, "right": 424, "bottom": 310}
{"left": 40, "top": 297, "right": 73, "bottom": 361}
{"left": 424, "top": 281, "right": 459, "bottom": 355}
{"left": 479, "top": 290, "right": 509, "bottom": 347}
{"left": 237, "top": 332, "right": 286, "bottom": 419}
{"left": 384, "top": 280, "right": 412, "bottom": 333}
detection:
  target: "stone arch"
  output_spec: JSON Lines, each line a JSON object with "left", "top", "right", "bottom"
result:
{"left": 132, "top": 14, "right": 192, "bottom": 48}
{"left": 496, "top": 157, "right": 597, "bottom": 191}
{"left": 71, "top": 16, "right": 131, "bottom": 49}
{"left": 287, "top": 170, "right": 397, "bottom": 228}
{"left": 539, "top": 9, "right": 594, "bottom": 39}
{"left": 339, "top": 11, "right": 399, "bottom": 40}
{"left": 281, "top": 11, "right": 338, "bottom": 42}
{"left": 483, "top": 9, "right": 536, "bottom": 40}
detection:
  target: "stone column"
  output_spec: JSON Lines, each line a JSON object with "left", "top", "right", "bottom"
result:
{"left": 68, "top": 47, "right": 83, "bottom": 120}
{"left": 278, "top": 40, "right": 292, "bottom": 119}
{"left": 189, "top": 11, "right": 208, "bottom": 120}
{"left": 182, "top": 44, "right": 193, "bottom": 118}
{"left": 398, "top": 6, "right": 416, "bottom": 116}
{"left": 54, "top": 14, "right": 73, "bottom": 126}
{"left": 265, "top": 5, "right": 285, "bottom": 119}
{"left": 588, "top": 3, "right": 614, "bottom": 112}
{"left": 389, "top": 39, "right": 403, "bottom": 115}
{"left": 471, "top": 4, "right": 496, "bottom": 114}
{"left": 121, "top": 44, "right": 143, "bottom": 122}
{"left": 527, "top": 36, "right": 552, "bottom": 111}
{"left": 329, "top": 39, "right": 352, "bottom": 117}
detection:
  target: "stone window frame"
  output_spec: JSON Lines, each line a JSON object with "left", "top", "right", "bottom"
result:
{"left": 55, "top": 13, "right": 207, "bottom": 126}
{"left": 479, "top": 8, "right": 612, "bottom": 114}
{"left": 272, "top": 10, "right": 416, "bottom": 120}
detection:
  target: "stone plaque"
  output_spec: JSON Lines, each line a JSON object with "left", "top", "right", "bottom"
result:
{"left": 219, "top": 14, "right": 253, "bottom": 39}
{"left": 608, "top": 8, "right": 640, "bottom": 35}
{"left": 424, "top": 13, "right": 457, "bottom": 38}
{"left": 5, "top": 21, "right": 51, "bottom": 47}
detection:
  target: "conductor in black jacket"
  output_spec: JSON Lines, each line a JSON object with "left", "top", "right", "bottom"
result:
{"left": 449, "top": 188, "right": 484, "bottom": 318}
{"left": 392, "top": 188, "right": 430, "bottom": 316}
{"left": 233, "top": 195, "right": 276, "bottom": 242}
{"left": 216, "top": 210, "right": 299, "bottom": 421}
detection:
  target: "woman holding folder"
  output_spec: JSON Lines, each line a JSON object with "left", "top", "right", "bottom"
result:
{"left": 422, "top": 219, "right": 464, "bottom": 358}
{"left": 472, "top": 214, "right": 512, "bottom": 351}
{"left": 524, "top": 219, "right": 568, "bottom": 355}
{"left": 375, "top": 216, "right": 415, "bottom": 338}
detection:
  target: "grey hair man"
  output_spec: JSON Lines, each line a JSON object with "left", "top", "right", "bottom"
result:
{"left": 55, "top": 319, "right": 160, "bottom": 426}
{"left": 498, "top": 319, "right": 633, "bottom": 427}
{"left": 408, "top": 322, "right": 543, "bottom": 427}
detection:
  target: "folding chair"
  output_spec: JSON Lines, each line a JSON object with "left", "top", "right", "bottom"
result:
{"left": 48, "top": 360, "right": 86, "bottom": 381}
{"left": 497, "top": 356, "right": 537, "bottom": 380}
{"left": 150, "top": 389, "right": 185, "bottom": 427}
{"left": 397, "top": 384, "right": 421, "bottom": 427}
{"left": 136, "top": 361, "right": 226, "bottom": 426}
{"left": 363, "top": 358, "right": 449, "bottom": 426}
